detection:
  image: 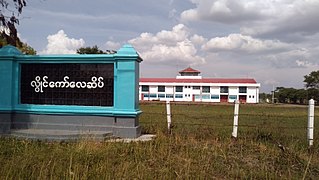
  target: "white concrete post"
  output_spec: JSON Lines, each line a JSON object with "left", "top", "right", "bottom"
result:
{"left": 232, "top": 100, "right": 240, "bottom": 138}
{"left": 166, "top": 101, "right": 172, "bottom": 133}
{"left": 308, "top": 99, "right": 315, "bottom": 147}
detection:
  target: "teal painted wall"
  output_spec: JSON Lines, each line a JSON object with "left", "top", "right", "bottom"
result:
{"left": 0, "top": 60, "right": 14, "bottom": 111}
{"left": 0, "top": 45, "right": 142, "bottom": 117}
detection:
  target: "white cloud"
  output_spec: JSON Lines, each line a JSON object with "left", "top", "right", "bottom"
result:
{"left": 258, "top": 48, "right": 316, "bottom": 69}
{"left": 156, "top": 24, "right": 189, "bottom": 44}
{"left": 202, "top": 34, "right": 292, "bottom": 54}
{"left": 141, "top": 40, "right": 204, "bottom": 65}
{"left": 128, "top": 24, "right": 205, "bottom": 65}
{"left": 181, "top": 0, "right": 319, "bottom": 39}
{"left": 40, "top": 30, "right": 85, "bottom": 54}
{"left": 295, "top": 60, "right": 315, "bottom": 68}
{"left": 190, "top": 34, "right": 207, "bottom": 45}
{"left": 181, "top": 0, "right": 267, "bottom": 23}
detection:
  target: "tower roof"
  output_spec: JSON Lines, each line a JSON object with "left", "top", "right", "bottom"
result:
{"left": 179, "top": 67, "right": 200, "bottom": 74}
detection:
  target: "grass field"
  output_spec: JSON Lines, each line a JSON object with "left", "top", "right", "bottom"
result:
{"left": 0, "top": 102, "right": 318, "bottom": 179}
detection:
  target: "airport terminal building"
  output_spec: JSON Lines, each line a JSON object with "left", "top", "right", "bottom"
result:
{"left": 139, "top": 67, "right": 260, "bottom": 103}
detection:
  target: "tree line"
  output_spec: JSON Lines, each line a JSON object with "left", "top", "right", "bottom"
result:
{"left": 260, "top": 71, "right": 319, "bottom": 104}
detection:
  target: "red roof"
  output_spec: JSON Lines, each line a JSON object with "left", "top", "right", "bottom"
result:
{"left": 140, "top": 78, "right": 257, "bottom": 84}
{"left": 179, "top": 67, "right": 200, "bottom": 73}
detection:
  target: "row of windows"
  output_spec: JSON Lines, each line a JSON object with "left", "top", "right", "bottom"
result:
{"left": 143, "top": 94, "right": 183, "bottom": 99}
{"left": 143, "top": 94, "right": 249, "bottom": 100}
{"left": 141, "top": 86, "right": 247, "bottom": 93}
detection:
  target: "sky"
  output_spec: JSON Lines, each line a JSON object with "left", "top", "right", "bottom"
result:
{"left": 15, "top": 0, "right": 319, "bottom": 92}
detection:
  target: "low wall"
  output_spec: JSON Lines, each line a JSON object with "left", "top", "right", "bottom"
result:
{"left": 0, "top": 44, "right": 142, "bottom": 139}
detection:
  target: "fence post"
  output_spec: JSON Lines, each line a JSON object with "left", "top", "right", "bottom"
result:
{"left": 232, "top": 100, "right": 240, "bottom": 138}
{"left": 308, "top": 99, "right": 315, "bottom": 147}
{"left": 166, "top": 100, "right": 172, "bottom": 134}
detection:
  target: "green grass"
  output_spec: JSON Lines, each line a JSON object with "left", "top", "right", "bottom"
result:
{"left": 0, "top": 102, "right": 318, "bottom": 179}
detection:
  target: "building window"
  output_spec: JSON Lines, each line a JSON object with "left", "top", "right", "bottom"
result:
{"left": 158, "top": 94, "right": 165, "bottom": 98}
{"left": 142, "top": 85, "right": 149, "bottom": 92}
{"left": 220, "top": 86, "right": 229, "bottom": 93}
{"left": 194, "top": 94, "right": 201, "bottom": 99}
{"left": 193, "top": 86, "right": 200, "bottom": 90}
{"left": 202, "top": 95, "right": 210, "bottom": 99}
{"left": 158, "top": 86, "right": 165, "bottom": 92}
{"left": 175, "top": 94, "right": 183, "bottom": 98}
{"left": 202, "top": 86, "right": 210, "bottom": 93}
{"left": 166, "top": 94, "right": 174, "bottom": 98}
{"left": 211, "top": 95, "right": 219, "bottom": 99}
{"left": 229, "top": 95, "right": 237, "bottom": 100}
{"left": 143, "top": 94, "right": 149, "bottom": 98}
{"left": 149, "top": 94, "right": 157, "bottom": 98}
{"left": 239, "top": 86, "right": 247, "bottom": 93}
{"left": 175, "top": 86, "right": 183, "bottom": 92}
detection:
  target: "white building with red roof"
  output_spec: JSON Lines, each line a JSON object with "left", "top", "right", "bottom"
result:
{"left": 139, "top": 67, "right": 261, "bottom": 103}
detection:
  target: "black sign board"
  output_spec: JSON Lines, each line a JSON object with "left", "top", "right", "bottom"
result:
{"left": 20, "top": 63, "right": 114, "bottom": 106}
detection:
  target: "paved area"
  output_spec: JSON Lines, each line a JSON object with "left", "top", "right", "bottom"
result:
{"left": 8, "top": 129, "right": 156, "bottom": 142}
{"left": 107, "top": 134, "right": 156, "bottom": 143}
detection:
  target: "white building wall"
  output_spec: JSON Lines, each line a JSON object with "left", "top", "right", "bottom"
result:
{"left": 139, "top": 82, "right": 260, "bottom": 103}
{"left": 149, "top": 86, "right": 157, "bottom": 94}
{"left": 183, "top": 85, "right": 193, "bottom": 101}
{"left": 211, "top": 87, "right": 220, "bottom": 94}
{"left": 247, "top": 87, "right": 258, "bottom": 103}
{"left": 166, "top": 86, "right": 174, "bottom": 94}
{"left": 229, "top": 87, "right": 238, "bottom": 95}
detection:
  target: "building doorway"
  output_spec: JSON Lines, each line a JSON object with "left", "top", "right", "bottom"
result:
{"left": 220, "top": 95, "right": 228, "bottom": 103}
{"left": 239, "top": 95, "right": 247, "bottom": 103}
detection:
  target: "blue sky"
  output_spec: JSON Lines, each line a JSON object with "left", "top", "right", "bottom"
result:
{"left": 16, "top": 0, "right": 319, "bottom": 92}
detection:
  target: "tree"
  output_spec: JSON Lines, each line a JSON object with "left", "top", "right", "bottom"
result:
{"left": 304, "top": 70, "right": 319, "bottom": 89}
{"left": 304, "top": 70, "right": 319, "bottom": 102}
{"left": 295, "top": 89, "right": 307, "bottom": 104}
{"left": 18, "top": 41, "right": 36, "bottom": 55}
{"left": 0, "top": 1, "right": 35, "bottom": 54}
{"left": 77, "top": 45, "right": 117, "bottom": 54}
{"left": 274, "top": 87, "right": 308, "bottom": 104}
{"left": 77, "top": 45, "right": 105, "bottom": 54}
{"left": 307, "top": 88, "right": 319, "bottom": 102}
{"left": 269, "top": 71, "right": 319, "bottom": 104}
{"left": 275, "top": 87, "right": 295, "bottom": 103}
{"left": 0, "top": 0, "right": 27, "bottom": 47}
{"left": 0, "top": 36, "right": 36, "bottom": 55}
